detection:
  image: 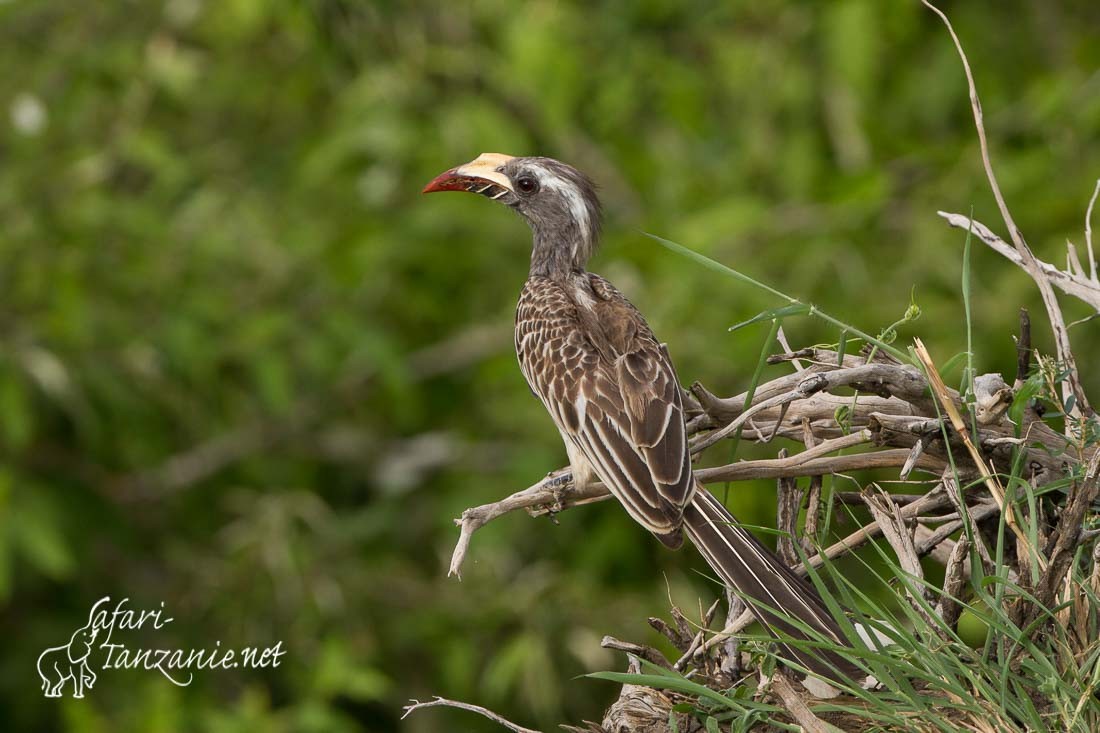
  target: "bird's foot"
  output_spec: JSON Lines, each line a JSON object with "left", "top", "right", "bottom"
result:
{"left": 541, "top": 471, "right": 573, "bottom": 522}
{"left": 543, "top": 471, "right": 573, "bottom": 490}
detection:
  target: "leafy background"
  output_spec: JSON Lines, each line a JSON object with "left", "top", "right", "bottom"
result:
{"left": 1, "top": 0, "right": 1099, "bottom": 730}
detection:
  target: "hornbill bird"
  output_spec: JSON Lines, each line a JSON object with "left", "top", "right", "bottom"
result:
{"left": 424, "top": 153, "right": 861, "bottom": 684}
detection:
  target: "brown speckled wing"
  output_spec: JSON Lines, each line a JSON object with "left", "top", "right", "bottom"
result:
{"left": 515, "top": 275, "right": 694, "bottom": 545}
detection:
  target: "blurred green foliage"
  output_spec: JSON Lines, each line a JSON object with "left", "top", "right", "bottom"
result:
{"left": 1, "top": 0, "right": 1098, "bottom": 730}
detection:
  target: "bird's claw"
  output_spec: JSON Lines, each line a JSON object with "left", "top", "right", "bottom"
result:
{"left": 541, "top": 471, "right": 573, "bottom": 519}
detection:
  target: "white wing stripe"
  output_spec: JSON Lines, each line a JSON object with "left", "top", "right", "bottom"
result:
{"left": 638, "top": 400, "right": 674, "bottom": 448}
{"left": 691, "top": 492, "right": 839, "bottom": 639}
{"left": 684, "top": 502, "right": 790, "bottom": 626}
{"left": 574, "top": 432, "right": 668, "bottom": 533}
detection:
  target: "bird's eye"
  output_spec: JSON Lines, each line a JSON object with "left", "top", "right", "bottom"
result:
{"left": 515, "top": 176, "right": 539, "bottom": 195}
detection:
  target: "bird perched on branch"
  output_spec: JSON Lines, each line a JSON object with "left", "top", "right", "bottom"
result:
{"left": 424, "top": 153, "right": 860, "bottom": 684}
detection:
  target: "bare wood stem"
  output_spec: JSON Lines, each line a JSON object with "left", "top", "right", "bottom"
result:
{"left": 402, "top": 696, "right": 541, "bottom": 733}
{"left": 913, "top": 339, "right": 1040, "bottom": 565}
{"left": 601, "top": 636, "right": 674, "bottom": 671}
{"left": 923, "top": 0, "right": 1091, "bottom": 414}
{"left": 1016, "top": 308, "right": 1032, "bottom": 386}
{"left": 939, "top": 212, "right": 1100, "bottom": 311}
{"left": 770, "top": 673, "right": 839, "bottom": 733}
{"left": 937, "top": 536, "right": 972, "bottom": 628}
{"left": 1086, "top": 178, "right": 1100, "bottom": 284}
{"left": 776, "top": 448, "right": 801, "bottom": 567}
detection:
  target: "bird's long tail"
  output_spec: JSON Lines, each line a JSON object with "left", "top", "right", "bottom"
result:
{"left": 682, "top": 486, "right": 861, "bottom": 683}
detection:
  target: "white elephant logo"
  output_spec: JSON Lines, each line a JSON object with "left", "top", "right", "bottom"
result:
{"left": 37, "top": 617, "right": 100, "bottom": 698}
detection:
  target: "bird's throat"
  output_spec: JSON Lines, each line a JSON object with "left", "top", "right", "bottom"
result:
{"left": 530, "top": 228, "right": 591, "bottom": 280}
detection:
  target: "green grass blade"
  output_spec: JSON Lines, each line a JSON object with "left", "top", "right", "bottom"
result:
{"left": 645, "top": 233, "right": 911, "bottom": 362}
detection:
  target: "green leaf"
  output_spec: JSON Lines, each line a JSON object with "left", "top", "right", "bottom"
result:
{"left": 645, "top": 233, "right": 794, "bottom": 303}
{"left": 938, "top": 351, "right": 970, "bottom": 378}
{"left": 646, "top": 233, "right": 911, "bottom": 363}
{"left": 728, "top": 303, "right": 810, "bottom": 333}
{"left": 1008, "top": 372, "right": 1045, "bottom": 428}
{"left": 837, "top": 329, "right": 849, "bottom": 366}
{"left": 585, "top": 671, "right": 741, "bottom": 711}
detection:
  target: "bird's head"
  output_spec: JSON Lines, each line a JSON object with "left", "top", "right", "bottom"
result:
{"left": 423, "top": 153, "right": 602, "bottom": 277}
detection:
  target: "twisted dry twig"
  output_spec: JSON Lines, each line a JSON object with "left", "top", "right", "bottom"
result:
{"left": 402, "top": 696, "right": 542, "bottom": 733}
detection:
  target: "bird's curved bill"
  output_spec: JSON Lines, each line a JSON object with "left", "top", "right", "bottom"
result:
{"left": 422, "top": 153, "right": 516, "bottom": 200}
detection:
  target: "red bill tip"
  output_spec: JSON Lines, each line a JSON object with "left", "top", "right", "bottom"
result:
{"left": 422, "top": 169, "right": 465, "bottom": 194}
